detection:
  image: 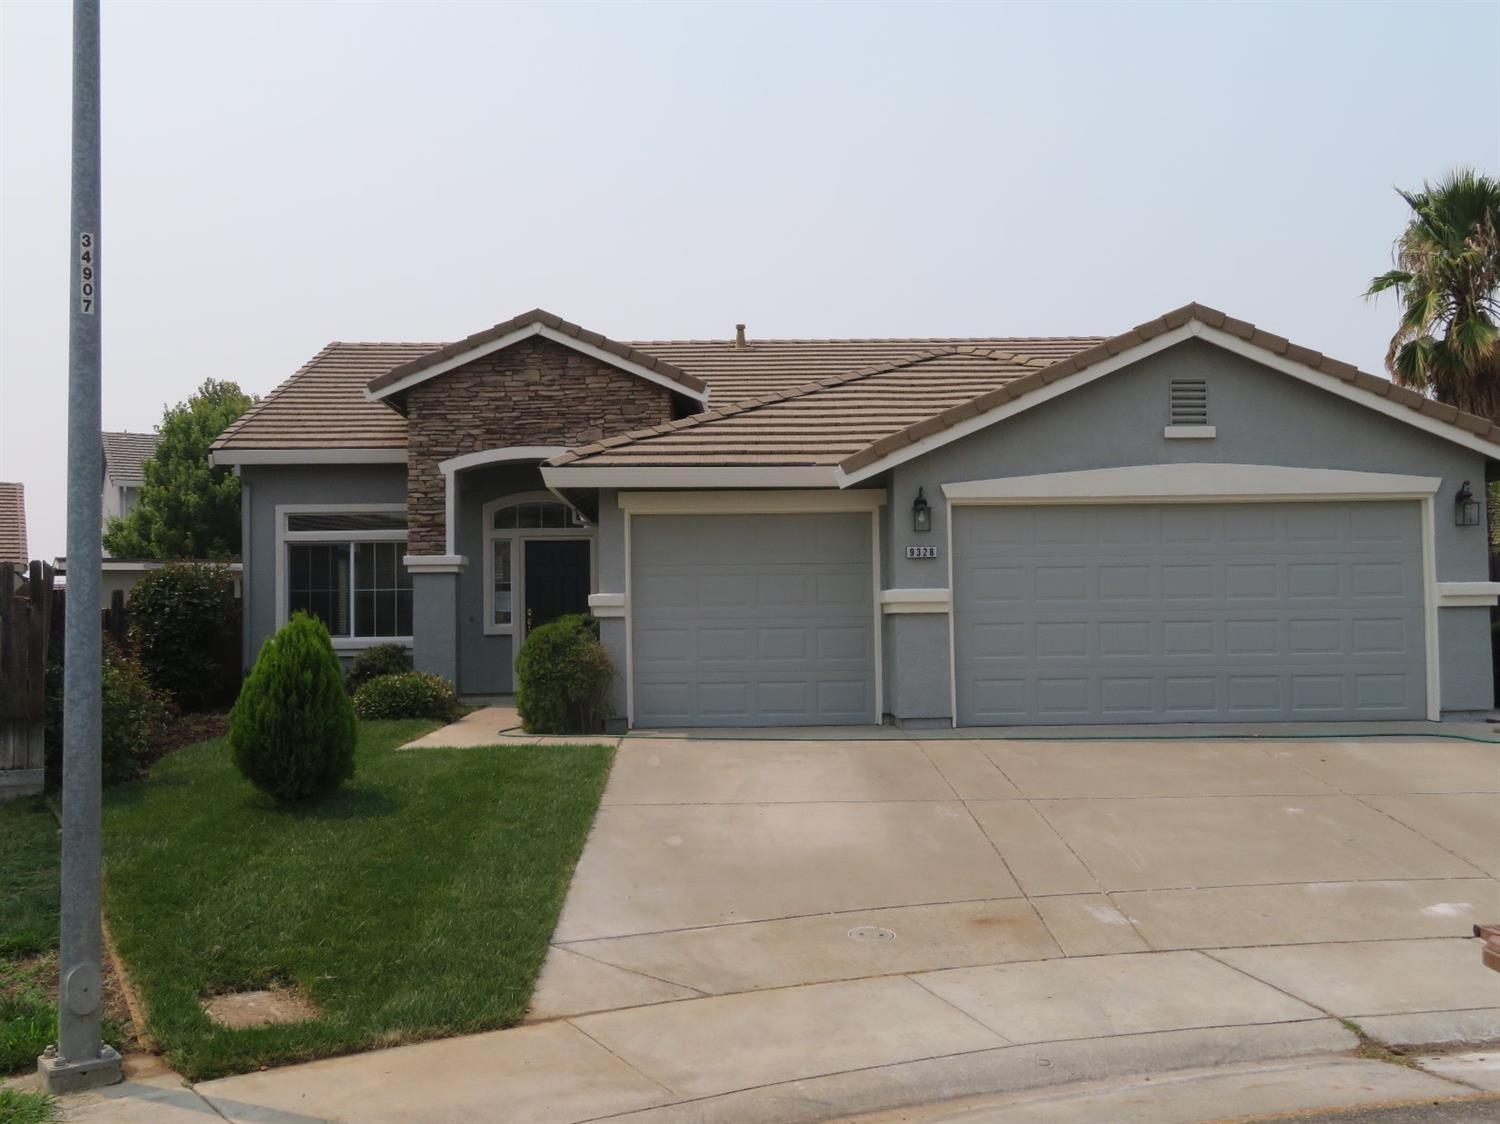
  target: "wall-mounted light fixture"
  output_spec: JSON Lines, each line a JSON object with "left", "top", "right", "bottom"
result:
{"left": 1455, "top": 481, "right": 1481, "bottom": 527}
{"left": 912, "top": 487, "right": 932, "bottom": 533}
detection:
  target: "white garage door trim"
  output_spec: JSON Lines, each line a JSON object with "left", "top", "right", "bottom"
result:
{"left": 942, "top": 465, "right": 1443, "bottom": 725}
{"left": 618, "top": 490, "right": 887, "bottom": 728}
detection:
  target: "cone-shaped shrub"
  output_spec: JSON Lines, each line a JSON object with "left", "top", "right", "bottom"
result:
{"left": 230, "top": 611, "right": 356, "bottom": 802}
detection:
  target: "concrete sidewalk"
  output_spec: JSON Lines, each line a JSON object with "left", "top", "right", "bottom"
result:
{"left": 45, "top": 733, "right": 1500, "bottom": 1123}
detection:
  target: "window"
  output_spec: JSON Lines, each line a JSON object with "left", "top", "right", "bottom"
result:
{"left": 283, "top": 508, "right": 411, "bottom": 640}
{"left": 491, "top": 539, "right": 512, "bottom": 627}
{"left": 493, "top": 500, "right": 582, "bottom": 530}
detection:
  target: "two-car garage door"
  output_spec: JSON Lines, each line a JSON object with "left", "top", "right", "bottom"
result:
{"left": 952, "top": 501, "right": 1427, "bottom": 725}
{"left": 631, "top": 512, "right": 875, "bottom": 727}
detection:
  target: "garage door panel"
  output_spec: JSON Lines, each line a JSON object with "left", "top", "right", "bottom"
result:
{"left": 633, "top": 513, "right": 874, "bottom": 727}
{"left": 954, "top": 501, "right": 1426, "bottom": 725}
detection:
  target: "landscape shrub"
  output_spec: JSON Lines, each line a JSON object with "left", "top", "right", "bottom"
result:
{"left": 229, "top": 612, "right": 356, "bottom": 802}
{"left": 515, "top": 613, "right": 614, "bottom": 734}
{"left": 346, "top": 643, "right": 412, "bottom": 694}
{"left": 352, "top": 671, "right": 459, "bottom": 721}
{"left": 45, "top": 636, "right": 174, "bottom": 788}
{"left": 127, "top": 562, "right": 240, "bottom": 711}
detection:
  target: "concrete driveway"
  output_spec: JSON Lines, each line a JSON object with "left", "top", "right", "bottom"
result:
{"left": 165, "top": 734, "right": 1500, "bottom": 1121}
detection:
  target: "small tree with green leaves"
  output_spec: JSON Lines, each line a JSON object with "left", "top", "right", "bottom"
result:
{"left": 230, "top": 612, "right": 356, "bottom": 802}
{"left": 104, "top": 378, "right": 257, "bottom": 559}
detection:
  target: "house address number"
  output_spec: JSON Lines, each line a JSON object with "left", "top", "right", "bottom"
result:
{"left": 906, "top": 545, "right": 939, "bottom": 560}
{"left": 78, "top": 233, "right": 96, "bottom": 314}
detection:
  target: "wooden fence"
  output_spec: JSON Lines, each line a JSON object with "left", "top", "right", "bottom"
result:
{"left": 1, "top": 560, "right": 54, "bottom": 799}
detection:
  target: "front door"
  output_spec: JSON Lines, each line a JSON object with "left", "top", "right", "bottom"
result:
{"left": 524, "top": 539, "right": 591, "bottom": 637}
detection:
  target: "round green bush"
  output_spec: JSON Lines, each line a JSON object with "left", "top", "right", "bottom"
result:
{"left": 346, "top": 643, "right": 413, "bottom": 694}
{"left": 126, "top": 562, "right": 240, "bottom": 711}
{"left": 352, "top": 671, "right": 459, "bottom": 721}
{"left": 230, "top": 611, "right": 356, "bottom": 802}
{"left": 515, "top": 613, "right": 614, "bottom": 734}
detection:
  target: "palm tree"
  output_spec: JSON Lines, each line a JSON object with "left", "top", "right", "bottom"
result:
{"left": 1367, "top": 168, "right": 1500, "bottom": 419}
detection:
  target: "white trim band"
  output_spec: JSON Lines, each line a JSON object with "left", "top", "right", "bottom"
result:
{"left": 880, "top": 588, "right": 951, "bottom": 614}
{"left": 618, "top": 489, "right": 886, "bottom": 515}
{"left": 545, "top": 465, "right": 840, "bottom": 490}
{"left": 210, "top": 448, "right": 407, "bottom": 467}
{"left": 942, "top": 464, "right": 1443, "bottom": 504}
{"left": 1164, "top": 425, "right": 1217, "bottom": 439}
{"left": 588, "top": 592, "right": 625, "bottom": 618}
{"left": 1436, "top": 581, "right": 1500, "bottom": 608}
{"left": 402, "top": 554, "right": 468, "bottom": 573}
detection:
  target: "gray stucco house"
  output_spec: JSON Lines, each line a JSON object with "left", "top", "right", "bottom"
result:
{"left": 209, "top": 303, "right": 1500, "bottom": 729}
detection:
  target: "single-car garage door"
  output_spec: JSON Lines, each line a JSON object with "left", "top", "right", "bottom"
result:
{"left": 952, "top": 501, "right": 1426, "bottom": 725}
{"left": 632, "top": 512, "right": 875, "bottom": 726}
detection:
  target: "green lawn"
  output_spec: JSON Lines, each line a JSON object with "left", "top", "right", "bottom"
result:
{"left": 102, "top": 720, "right": 614, "bottom": 1080}
{"left": 0, "top": 799, "right": 61, "bottom": 1080}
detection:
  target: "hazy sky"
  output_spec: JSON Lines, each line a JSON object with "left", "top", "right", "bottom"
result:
{"left": 3, "top": 1, "right": 1498, "bottom": 560}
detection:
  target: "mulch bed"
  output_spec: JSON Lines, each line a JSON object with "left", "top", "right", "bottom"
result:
{"left": 149, "top": 711, "right": 231, "bottom": 760}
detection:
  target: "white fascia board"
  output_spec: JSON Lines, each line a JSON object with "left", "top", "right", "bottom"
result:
{"left": 618, "top": 488, "right": 887, "bottom": 515}
{"left": 439, "top": 447, "right": 570, "bottom": 475}
{"left": 1164, "top": 425, "right": 1216, "bottom": 439}
{"left": 210, "top": 448, "right": 407, "bottom": 467}
{"left": 943, "top": 464, "right": 1442, "bottom": 504}
{"left": 365, "top": 322, "right": 709, "bottom": 405}
{"left": 544, "top": 465, "right": 840, "bottom": 490}
{"left": 1196, "top": 325, "right": 1500, "bottom": 462}
{"left": 880, "top": 588, "right": 951, "bottom": 614}
{"left": 834, "top": 325, "right": 1196, "bottom": 485}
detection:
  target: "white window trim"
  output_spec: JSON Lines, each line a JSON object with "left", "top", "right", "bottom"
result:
{"left": 940, "top": 465, "right": 1445, "bottom": 725}
{"left": 481, "top": 492, "right": 597, "bottom": 643}
{"left": 620, "top": 492, "right": 885, "bottom": 728}
{"left": 274, "top": 503, "right": 412, "bottom": 649}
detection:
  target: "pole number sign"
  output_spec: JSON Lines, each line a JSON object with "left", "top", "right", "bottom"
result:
{"left": 906, "top": 545, "right": 939, "bottom": 560}
{"left": 79, "top": 233, "right": 96, "bottom": 314}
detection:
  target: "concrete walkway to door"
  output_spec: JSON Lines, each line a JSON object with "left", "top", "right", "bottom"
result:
{"left": 147, "top": 731, "right": 1500, "bottom": 1122}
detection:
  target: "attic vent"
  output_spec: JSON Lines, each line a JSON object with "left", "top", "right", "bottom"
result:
{"left": 1169, "top": 378, "right": 1208, "bottom": 425}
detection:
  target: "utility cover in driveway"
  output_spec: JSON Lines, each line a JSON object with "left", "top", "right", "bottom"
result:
{"left": 952, "top": 501, "right": 1426, "bottom": 725}
{"left": 632, "top": 512, "right": 874, "bottom": 726}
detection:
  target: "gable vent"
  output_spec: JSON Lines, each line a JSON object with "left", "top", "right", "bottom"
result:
{"left": 1169, "top": 378, "right": 1208, "bottom": 425}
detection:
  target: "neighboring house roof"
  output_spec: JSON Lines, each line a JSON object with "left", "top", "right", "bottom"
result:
{"left": 364, "top": 309, "right": 710, "bottom": 404}
{"left": 101, "top": 430, "right": 159, "bottom": 485}
{"left": 551, "top": 303, "right": 1500, "bottom": 481}
{"left": 0, "top": 482, "right": 27, "bottom": 565}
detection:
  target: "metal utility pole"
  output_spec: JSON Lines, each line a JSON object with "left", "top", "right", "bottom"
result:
{"left": 40, "top": 0, "right": 122, "bottom": 1093}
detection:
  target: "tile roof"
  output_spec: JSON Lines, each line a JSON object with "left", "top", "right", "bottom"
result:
{"left": 0, "top": 482, "right": 27, "bottom": 565}
{"left": 365, "top": 309, "right": 708, "bottom": 399}
{"left": 548, "top": 349, "right": 1062, "bottom": 467}
{"left": 213, "top": 342, "right": 437, "bottom": 451}
{"left": 101, "top": 431, "right": 159, "bottom": 484}
{"left": 557, "top": 303, "right": 1500, "bottom": 474}
{"left": 212, "top": 332, "right": 1102, "bottom": 453}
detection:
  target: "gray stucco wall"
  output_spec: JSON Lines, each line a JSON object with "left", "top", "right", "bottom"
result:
{"left": 596, "top": 489, "right": 629, "bottom": 725}
{"left": 239, "top": 463, "right": 408, "bottom": 670}
{"left": 883, "top": 339, "right": 1493, "bottom": 719}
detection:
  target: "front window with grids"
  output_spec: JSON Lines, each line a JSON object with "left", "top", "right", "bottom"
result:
{"left": 284, "top": 510, "right": 412, "bottom": 639}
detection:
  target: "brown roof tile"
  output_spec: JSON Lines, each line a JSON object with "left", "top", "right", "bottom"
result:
{"left": 101, "top": 431, "right": 159, "bottom": 484}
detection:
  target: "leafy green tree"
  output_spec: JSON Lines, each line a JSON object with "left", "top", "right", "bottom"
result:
{"left": 103, "top": 379, "right": 256, "bottom": 558}
{"left": 1367, "top": 168, "right": 1500, "bottom": 419}
{"left": 231, "top": 612, "right": 356, "bottom": 802}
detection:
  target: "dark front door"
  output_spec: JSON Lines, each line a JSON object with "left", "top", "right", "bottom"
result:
{"left": 524, "top": 539, "right": 591, "bottom": 636}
